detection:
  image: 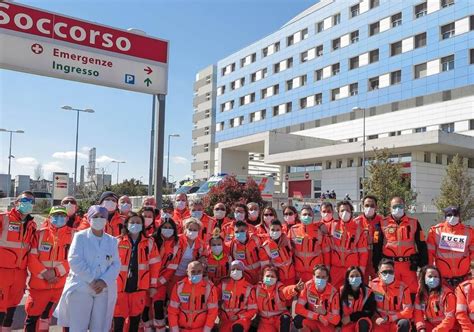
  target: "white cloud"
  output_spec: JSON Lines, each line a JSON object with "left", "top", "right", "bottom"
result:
{"left": 52, "top": 151, "right": 88, "bottom": 160}
{"left": 80, "top": 146, "right": 92, "bottom": 152}
{"left": 16, "top": 157, "right": 39, "bottom": 166}
{"left": 43, "top": 161, "right": 65, "bottom": 173}
{"left": 171, "top": 156, "right": 188, "bottom": 165}
{"left": 96, "top": 155, "right": 116, "bottom": 163}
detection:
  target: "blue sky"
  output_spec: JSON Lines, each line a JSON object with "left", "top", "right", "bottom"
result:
{"left": 0, "top": 0, "right": 315, "bottom": 184}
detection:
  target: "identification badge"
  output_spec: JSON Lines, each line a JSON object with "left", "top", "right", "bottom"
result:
{"left": 236, "top": 251, "right": 245, "bottom": 260}
{"left": 388, "top": 227, "right": 396, "bottom": 234}
{"left": 39, "top": 243, "right": 52, "bottom": 252}
{"left": 439, "top": 233, "right": 467, "bottom": 253}
{"left": 208, "top": 265, "right": 216, "bottom": 273}
{"left": 8, "top": 224, "right": 20, "bottom": 232}
{"left": 295, "top": 237, "right": 303, "bottom": 245}
{"left": 333, "top": 230, "right": 343, "bottom": 240}
{"left": 308, "top": 294, "right": 318, "bottom": 305}
{"left": 374, "top": 292, "right": 384, "bottom": 302}
{"left": 180, "top": 293, "right": 190, "bottom": 303}
{"left": 222, "top": 291, "right": 232, "bottom": 301}
{"left": 270, "top": 249, "right": 279, "bottom": 259}
{"left": 119, "top": 245, "right": 130, "bottom": 249}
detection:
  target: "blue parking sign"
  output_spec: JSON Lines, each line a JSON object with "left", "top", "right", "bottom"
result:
{"left": 125, "top": 74, "right": 135, "bottom": 84}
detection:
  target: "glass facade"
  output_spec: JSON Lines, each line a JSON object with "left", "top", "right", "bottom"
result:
{"left": 215, "top": 0, "right": 474, "bottom": 143}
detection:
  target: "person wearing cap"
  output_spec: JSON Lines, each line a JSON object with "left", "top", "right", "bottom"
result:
{"left": 54, "top": 205, "right": 120, "bottom": 331}
{"left": 25, "top": 206, "right": 73, "bottom": 332}
{"left": 173, "top": 193, "right": 191, "bottom": 233}
{"left": 0, "top": 191, "right": 37, "bottom": 329}
{"left": 61, "top": 196, "right": 82, "bottom": 230}
{"left": 427, "top": 206, "right": 474, "bottom": 290}
{"left": 118, "top": 195, "right": 132, "bottom": 220}
{"left": 217, "top": 260, "right": 257, "bottom": 332}
{"left": 77, "top": 191, "right": 124, "bottom": 236}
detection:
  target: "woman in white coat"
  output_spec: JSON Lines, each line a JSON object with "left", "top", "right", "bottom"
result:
{"left": 54, "top": 205, "right": 120, "bottom": 331}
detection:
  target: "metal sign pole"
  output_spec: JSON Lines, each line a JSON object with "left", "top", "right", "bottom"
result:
{"left": 148, "top": 95, "right": 156, "bottom": 195}
{"left": 154, "top": 94, "right": 166, "bottom": 209}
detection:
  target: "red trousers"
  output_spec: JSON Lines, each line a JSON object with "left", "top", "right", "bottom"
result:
{"left": 25, "top": 288, "right": 62, "bottom": 317}
{"left": 393, "top": 261, "right": 418, "bottom": 294}
{"left": 330, "top": 266, "right": 347, "bottom": 289}
{"left": 300, "top": 319, "right": 336, "bottom": 332}
{"left": 220, "top": 317, "right": 252, "bottom": 331}
{"left": 258, "top": 315, "right": 291, "bottom": 332}
{"left": 0, "top": 268, "right": 27, "bottom": 312}
{"left": 114, "top": 291, "right": 147, "bottom": 318}
{"left": 341, "top": 318, "right": 373, "bottom": 332}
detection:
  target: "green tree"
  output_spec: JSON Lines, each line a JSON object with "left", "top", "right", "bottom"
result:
{"left": 109, "top": 178, "right": 148, "bottom": 197}
{"left": 434, "top": 154, "right": 474, "bottom": 221}
{"left": 364, "top": 148, "right": 417, "bottom": 215}
{"left": 202, "top": 175, "right": 266, "bottom": 215}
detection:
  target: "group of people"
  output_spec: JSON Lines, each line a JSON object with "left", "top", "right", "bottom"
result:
{"left": 0, "top": 190, "right": 473, "bottom": 332}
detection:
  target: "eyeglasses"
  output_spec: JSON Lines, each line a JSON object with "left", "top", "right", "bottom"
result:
{"left": 391, "top": 204, "right": 404, "bottom": 209}
{"left": 214, "top": 208, "right": 226, "bottom": 211}
{"left": 380, "top": 270, "right": 394, "bottom": 276}
{"left": 62, "top": 200, "right": 76, "bottom": 204}
{"left": 283, "top": 212, "right": 294, "bottom": 216}
{"left": 263, "top": 214, "right": 274, "bottom": 217}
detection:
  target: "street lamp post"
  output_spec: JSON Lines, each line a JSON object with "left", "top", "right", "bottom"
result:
{"left": 0, "top": 128, "right": 25, "bottom": 176}
{"left": 111, "top": 160, "right": 126, "bottom": 185}
{"left": 352, "top": 107, "right": 366, "bottom": 198}
{"left": 61, "top": 106, "right": 95, "bottom": 195}
{"left": 166, "top": 134, "right": 180, "bottom": 191}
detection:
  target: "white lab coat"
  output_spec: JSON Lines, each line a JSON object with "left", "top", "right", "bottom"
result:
{"left": 54, "top": 228, "right": 120, "bottom": 330}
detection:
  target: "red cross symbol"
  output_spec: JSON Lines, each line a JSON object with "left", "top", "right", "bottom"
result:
{"left": 31, "top": 43, "right": 43, "bottom": 54}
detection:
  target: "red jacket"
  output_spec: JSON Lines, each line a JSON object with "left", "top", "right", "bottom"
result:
{"left": 0, "top": 208, "right": 36, "bottom": 270}
{"left": 258, "top": 234, "right": 295, "bottom": 285}
{"left": 455, "top": 279, "right": 474, "bottom": 331}
{"left": 256, "top": 281, "right": 297, "bottom": 318}
{"left": 295, "top": 280, "right": 340, "bottom": 326}
{"left": 28, "top": 221, "right": 73, "bottom": 289}
{"left": 218, "top": 277, "right": 257, "bottom": 322}
{"left": 199, "top": 213, "right": 217, "bottom": 244}
{"left": 173, "top": 208, "right": 191, "bottom": 234}
{"left": 369, "top": 277, "right": 413, "bottom": 323}
{"left": 229, "top": 234, "right": 261, "bottom": 284}
{"left": 415, "top": 287, "right": 456, "bottom": 331}
{"left": 156, "top": 237, "right": 181, "bottom": 287}
{"left": 207, "top": 246, "right": 232, "bottom": 285}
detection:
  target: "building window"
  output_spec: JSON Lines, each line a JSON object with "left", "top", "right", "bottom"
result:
{"left": 369, "top": 22, "right": 380, "bottom": 36}
{"left": 436, "top": 153, "right": 443, "bottom": 164}
{"left": 391, "top": 70, "right": 402, "bottom": 85}
{"left": 331, "top": 88, "right": 340, "bottom": 101}
{"left": 332, "top": 38, "right": 341, "bottom": 50}
{"left": 326, "top": 161, "right": 332, "bottom": 169}
{"left": 315, "top": 93, "right": 322, "bottom": 105}
{"left": 441, "top": 23, "right": 455, "bottom": 40}
{"left": 348, "top": 159, "right": 354, "bottom": 167}
{"left": 414, "top": 2, "right": 427, "bottom": 18}
{"left": 351, "top": 30, "right": 359, "bottom": 43}
{"left": 251, "top": 68, "right": 267, "bottom": 83}
{"left": 391, "top": 13, "right": 402, "bottom": 27}
{"left": 414, "top": 63, "right": 427, "bottom": 78}
{"left": 389, "top": 131, "right": 401, "bottom": 136}
{"left": 316, "top": 45, "right": 323, "bottom": 57}
{"left": 371, "top": 0, "right": 380, "bottom": 8}
{"left": 350, "top": 4, "right": 359, "bottom": 18}
{"left": 441, "top": 0, "right": 454, "bottom": 8}
{"left": 332, "top": 63, "right": 340, "bottom": 75}
{"left": 369, "top": 49, "right": 379, "bottom": 63}
{"left": 336, "top": 160, "right": 343, "bottom": 168}
{"left": 415, "top": 32, "right": 427, "bottom": 48}
{"left": 368, "top": 134, "right": 379, "bottom": 140}
{"left": 468, "top": 158, "right": 474, "bottom": 169}
{"left": 441, "top": 122, "right": 455, "bottom": 133}
{"left": 315, "top": 69, "right": 323, "bottom": 81}
{"left": 391, "top": 41, "right": 402, "bottom": 56}
{"left": 415, "top": 127, "right": 427, "bottom": 133}
{"left": 424, "top": 152, "right": 430, "bottom": 163}
{"left": 470, "top": 49, "right": 474, "bottom": 64}
{"left": 333, "top": 13, "right": 341, "bottom": 25}
{"left": 471, "top": 15, "right": 474, "bottom": 30}
{"left": 470, "top": 119, "right": 474, "bottom": 130}
{"left": 368, "top": 77, "right": 379, "bottom": 91}
{"left": 349, "top": 56, "right": 359, "bottom": 70}
{"left": 262, "top": 42, "right": 280, "bottom": 57}
{"left": 350, "top": 83, "right": 359, "bottom": 96}
{"left": 441, "top": 55, "right": 455, "bottom": 71}
{"left": 316, "top": 21, "right": 324, "bottom": 33}
{"left": 287, "top": 35, "right": 294, "bottom": 46}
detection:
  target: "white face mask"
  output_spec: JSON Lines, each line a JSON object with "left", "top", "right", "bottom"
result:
{"left": 391, "top": 207, "right": 404, "bottom": 219}
{"left": 321, "top": 212, "right": 332, "bottom": 222}
{"left": 102, "top": 200, "right": 117, "bottom": 212}
{"left": 284, "top": 215, "right": 295, "bottom": 224}
{"left": 161, "top": 228, "right": 174, "bottom": 238}
{"left": 340, "top": 211, "right": 351, "bottom": 223}
{"left": 364, "top": 207, "right": 375, "bottom": 218}
{"left": 128, "top": 223, "right": 142, "bottom": 234}
{"left": 119, "top": 203, "right": 131, "bottom": 214}
{"left": 211, "top": 245, "right": 223, "bottom": 255}
{"left": 381, "top": 273, "right": 395, "bottom": 285}
{"left": 230, "top": 270, "right": 243, "bottom": 281}
{"left": 214, "top": 210, "right": 226, "bottom": 219}
{"left": 263, "top": 215, "right": 274, "bottom": 224}
{"left": 234, "top": 212, "right": 245, "bottom": 221}
{"left": 186, "top": 230, "right": 198, "bottom": 240}
{"left": 447, "top": 216, "right": 459, "bottom": 226}
{"left": 90, "top": 217, "right": 107, "bottom": 231}
{"left": 161, "top": 212, "right": 171, "bottom": 220}
{"left": 65, "top": 203, "right": 77, "bottom": 217}
{"left": 248, "top": 210, "right": 259, "bottom": 220}
{"left": 144, "top": 217, "right": 154, "bottom": 228}
{"left": 176, "top": 200, "right": 186, "bottom": 210}
{"left": 270, "top": 230, "right": 281, "bottom": 240}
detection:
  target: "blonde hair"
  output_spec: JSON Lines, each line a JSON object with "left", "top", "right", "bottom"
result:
{"left": 183, "top": 217, "right": 202, "bottom": 230}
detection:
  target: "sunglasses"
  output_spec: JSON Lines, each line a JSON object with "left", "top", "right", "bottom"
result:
{"left": 214, "top": 208, "right": 226, "bottom": 211}
{"left": 263, "top": 214, "right": 274, "bottom": 217}
{"left": 392, "top": 204, "right": 404, "bottom": 209}
{"left": 380, "top": 270, "right": 394, "bottom": 276}
{"left": 284, "top": 212, "right": 294, "bottom": 216}
{"left": 446, "top": 213, "right": 458, "bottom": 217}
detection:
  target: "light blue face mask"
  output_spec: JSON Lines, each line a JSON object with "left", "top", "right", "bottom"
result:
{"left": 349, "top": 276, "right": 362, "bottom": 288}
{"left": 18, "top": 202, "right": 33, "bottom": 215}
{"left": 301, "top": 215, "right": 313, "bottom": 225}
{"left": 190, "top": 274, "right": 203, "bottom": 284}
{"left": 191, "top": 211, "right": 203, "bottom": 220}
{"left": 425, "top": 276, "right": 440, "bottom": 289}
{"left": 314, "top": 277, "right": 327, "bottom": 290}
{"left": 235, "top": 231, "right": 247, "bottom": 243}
{"left": 51, "top": 215, "right": 67, "bottom": 228}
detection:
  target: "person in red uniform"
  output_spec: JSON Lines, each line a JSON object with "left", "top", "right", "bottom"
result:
{"left": 0, "top": 191, "right": 37, "bottom": 329}
{"left": 289, "top": 205, "right": 329, "bottom": 282}
{"left": 369, "top": 258, "right": 413, "bottom": 332}
{"left": 414, "top": 265, "right": 457, "bottom": 332}
{"left": 455, "top": 265, "right": 474, "bottom": 332}
{"left": 373, "top": 196, "right": 428, "bottom": 299}
{"left": 141, "top": 206, "right": 159, "bottom": 236}
{"left": 114, "top": 213, "right": 161, "bottom": 332}
{"left": 168, "top": 260, "right": 218, "bottom": 332}
{"left": 218, "top": 260, "right": 257, "bottom": 332}
{"left": 229, "top": 220, "right": 261, "bottom": 284}
{"left": 259, "top": 220, "right": 295, "bottom": 286}
{"left": 294, "top": 264, "right": 341, "bottom": 331}
{"left": 246, "top": 202, "right": 261, "bottom": 228}
{"left": 427, "top": 206, "right": 474, "bottom": 290}
{"left": 189, "top": 199, "right": 216, "bottom": 244}
{"left": 281, "top": 205, "right": 300, "bottom": 228}
{"left": 145, "top": 218, "right": 180, "bottom": 332}
{"left": 118, "top": 195, "right": 132, "bottom": 220}
{"left": 255, "top": 206, "right": 279, "bottom": 239}
{"left": 327, "top": 201, "right": 369, "bottom": 288}
{"left": 213, "top": 203, "right": 234, "bottom": 242}
{"left": 207, "top": 233, "right": 232, "bottom": 285}
{"left": 256, "top": 265, "right": 304, "bottom": 332}
{"left": 173, "top": 193, "right": 191, "bottom": 233}
{"left": 61, "top": 196, "right": 82, "bottom": 230}
{"left": 320, "top": 201, "right": 335, "bottom": 228}
{"left": 77, "top": 191, "right": 124, "bottom": 236}
{"left": 24, "top": 206, "right": 73, "bottom": 332}
{"left": 338, "top": 266, "right": 376, "bottom": 332}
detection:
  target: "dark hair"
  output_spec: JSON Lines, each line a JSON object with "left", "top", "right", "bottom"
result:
{"left": 140, "top": 206, "right": 158, "bottom": 218}
{"left": 417, "top": 265, "right": 442, "bottom": 304}
{"left": 260, "top": 206, "right": 278, "bottom": 226}
{"left": 271, "top": 219, "right": 282, "bottom": 227}
{"left": 320, "top": 202, "right": 333, "bottom": 211}
{"left": 340, "top": 266, "right": 366, "bottom": 306}
{"left": 233, "top": 203, "right": 248, "bottom": 220}
{"left": 282, "top": 205, "right": 300, "bottom": 223}
{"left": 21, "top": 190, "right": 35, "bottom": 197}
{"left": 301, "top": 205, "right": 314, "bottom": 215}
{"left": 261, "top": 264, "right": 280, "bottom": 281}
{"left": 153, "top": 218, "right": 178, "bottom": 249}
{"left": 336, "top": 200, "right": 354, "bottom": 212}
{"left": 122, "top": 212, "right": 146, "bottom": 237}
{"left": 390, "top": 196, "right": 405, "bottom": 204}
{"left": 362, "top": 195, "right": 378, "bottom": 205}
{"left": 313, "top": 264, "right": 330, "bottom": 280}
{"left": 378, "top": 258, "right": 395, "bottom": 270}
{"left": 234, "top": 220, "right": 248, "bottom": 228}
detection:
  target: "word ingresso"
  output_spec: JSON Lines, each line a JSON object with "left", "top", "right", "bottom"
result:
{"left": 52, "top": 61, "right": 99, "bottom": 76}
